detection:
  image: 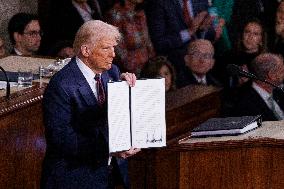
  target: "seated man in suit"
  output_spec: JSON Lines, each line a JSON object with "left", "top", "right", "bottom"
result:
{"left": 177, "top": 39, "right": 221, "bottom": 88}
{"left": 8, "top": 13, "right": 42, "bottom": 56}
{"left": 232, "top": 53, "right": 284, "bottom": 121}
{"left": 41, "top": 20, "right": 140, "bottom": 189}
{"left": 145, "top": 0, "right": 224, "bottom": 75}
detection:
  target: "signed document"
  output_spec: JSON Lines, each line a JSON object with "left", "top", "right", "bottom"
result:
{"left": 107, "top": 78, "right": 166, "bottom": 153}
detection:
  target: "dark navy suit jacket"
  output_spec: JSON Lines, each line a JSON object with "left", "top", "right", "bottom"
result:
{"left": 232, "top": 85, "right": 284, "bottom": 121}
{"left": 41, "top": 58, "right": 129, "bottom": 189}
{"left": 176, "top": 67, "right": 222, "bottom": 88}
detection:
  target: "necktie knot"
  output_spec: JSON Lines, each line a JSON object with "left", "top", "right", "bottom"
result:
{"left": 95, "top": 74, "right": 100, "bottom": 81}
{"left": 94, "top": 74, "right": 105, "bottom": 106}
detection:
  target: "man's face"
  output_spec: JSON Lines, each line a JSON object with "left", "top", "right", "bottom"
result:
{"left": 17, "top": 20, "right": 41, "bottom": 54}
{"left": 86, "top": 37, "right": 117, "bottom": 73}
{"left": 242, "top": 22, "right": 262, "bottom": 53}
{"left": 185, "top": 42, "right": 215, "bottom": 76}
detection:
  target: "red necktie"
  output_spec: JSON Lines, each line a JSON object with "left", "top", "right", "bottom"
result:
{"left": 183, "top": 0, "right": 192, "bottom": 27}
{"left": 95, "top": 74, "right": 105, "bottom": 106}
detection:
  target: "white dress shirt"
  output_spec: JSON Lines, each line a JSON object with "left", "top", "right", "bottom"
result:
{"left": 252, "top": 82, "right": 284, "bottom": 120}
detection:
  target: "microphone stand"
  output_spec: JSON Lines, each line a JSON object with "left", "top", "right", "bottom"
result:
{"left": 0, "top": 66, "right": 10, "bottom": 99}
{"left": 227, "top": 64, "right": 284, "bottom": 94}
{"left": 248, "top": 73, "right": 284, "bottom": 94}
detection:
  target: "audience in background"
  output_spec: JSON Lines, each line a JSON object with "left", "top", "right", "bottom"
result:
{"left": 40, "top": 0, "right": 114, "bottom": 54}
{"left": 215, "top": 19, "right": 267, "bottom": 88}
{"left": 229, "top": 0, "right": 279, "bottom": 49}
{"left": 145, "top": 0, "right": 223, "bottom": 78}
{"left": 176, "top": 39, "right": 221, "bottom": 88}
{"left": 212, "top": 0, "right": 234, "bottom": 55}
{"left": 0, "top": 38, "right": 6, "bottom": 58}
{"left": 140, "top": 56, "right": 176, "bottom": 92}
{"left": 8, "top": 13, "right": 42, "bottom": 56}
{"left": 48, "top": 40, "right": 74, "bottom": 59}
{"left": 230, "top": 53, "right": 284, "bottom": 121}
{"left": 104, "top": 0, "right": 155, "bottom": 75}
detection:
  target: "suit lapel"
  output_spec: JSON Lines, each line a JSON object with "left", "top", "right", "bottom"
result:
{"left": 69, "top": 59, "right": 97, "bottom": 106}
{"left": 69, "top": 59, "right": 116, "bottom": 143}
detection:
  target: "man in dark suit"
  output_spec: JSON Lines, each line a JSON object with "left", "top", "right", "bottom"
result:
{"left": 8, "top": 13, "right": 42, "bottom": 56}
{"left": 41, "top": 20, "right": 140, "bottom": 189}
{"left": 145, "top": 0, "right": 221, "bottom": 74}
{"left": 176, "top": 39, "right": 221, "bottom": 88}
{"left": 229, "top": 0, "right": 279, "bottom": 49}
{"left": 232, "top": 53, "right": 284, "bottom": 121}
{"left": 40, "top": 0, "right": 113, "bottom": 54}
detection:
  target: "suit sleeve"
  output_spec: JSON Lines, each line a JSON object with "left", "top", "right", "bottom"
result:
{"left": 146, "top": 0, "right": 184, "bottom": 53}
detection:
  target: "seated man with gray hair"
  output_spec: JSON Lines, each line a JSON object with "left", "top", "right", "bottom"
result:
{"left": 232, "top": 53, "right": 284, "bottom": 121}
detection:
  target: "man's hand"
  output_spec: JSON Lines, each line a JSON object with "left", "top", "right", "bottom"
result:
{"left": 214, "top": 18, "right": 225, "bottom": 40}
{"left": 111, "top": 147, "right": 141, "bottom": 159}
{"left": 121, "top": 72, "right": 136, "bottom": 87}
{"left": 189, "top": 11, "right": 208, "bottom": 35}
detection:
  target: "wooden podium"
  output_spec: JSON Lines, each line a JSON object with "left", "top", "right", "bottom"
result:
{"left": 178, "top": 121, "right": 284, "bottom": 189}
{"left": 0, "top": 56, "right": 54, "bottom": 188}
{"left": 146, "top": 121, "right": 284, "bottom": 189}
{"left": 128, "top": 85, "right": 222, "bottom": 188}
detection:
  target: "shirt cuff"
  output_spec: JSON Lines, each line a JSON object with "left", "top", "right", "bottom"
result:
{"left": 180, "top": 29, "right": 191, "bottom": 43}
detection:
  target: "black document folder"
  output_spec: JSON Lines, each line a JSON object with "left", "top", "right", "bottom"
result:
{"left": 191, "top": 115, "right": 262, "bottom": 137}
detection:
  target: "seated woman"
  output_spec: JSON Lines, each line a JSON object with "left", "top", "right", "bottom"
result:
{"left": 140, "top": 56, "right": 175, "bottom": 92}
{"left": 218, "top": 19, "right": 267, "bottom": 117}
{"left": 215, "top": 18, "right": 267, "bottom": 88}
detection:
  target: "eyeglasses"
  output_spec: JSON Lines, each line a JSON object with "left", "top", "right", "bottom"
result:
{"left": 22, "top": 30, "right": 43, "bottom": 37}
{"left": 188, "top": 52, "right": 214, "bottom": 60}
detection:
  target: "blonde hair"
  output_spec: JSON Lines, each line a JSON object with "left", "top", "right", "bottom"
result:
{"left": 73, "top": 20, "right": 121, "bottom": 55}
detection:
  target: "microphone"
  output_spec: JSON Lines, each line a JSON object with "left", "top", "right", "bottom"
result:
{"left": 226, "top": 64, "right": 257, "bottom": 79}
{"left": 226, "top": 64, "right": 284, "bottom": 93}
{"left": 0, "top": 66, "right": 10, "bottom": 99}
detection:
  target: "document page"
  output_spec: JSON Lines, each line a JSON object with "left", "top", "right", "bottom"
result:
{"left": 107, "top": 81, "right": 131, "bottom": 152}
{"left": 130, "top": 78, "right": 166, "bottom": 148}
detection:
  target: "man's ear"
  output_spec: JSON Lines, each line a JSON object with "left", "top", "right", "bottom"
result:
{"left": 81, "top": 45, "right": 90, "bottom": 57}
{"left": 267, "top": 70, "right": 276, "bottom": 82}
{"left": 184, "top": 54, "right": 189, "bottom": 64}
{"left": 13, "top": 32, "right": 21, "bottom": 43}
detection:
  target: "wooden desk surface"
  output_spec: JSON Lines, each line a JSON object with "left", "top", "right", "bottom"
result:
{"left": 0, "top": 55, "right": 56, "bottom": 72}
{"left": 151, "top": 120, "right": 284, "bottom": 189}
{"left": 179, "top": 121, "right": 284, "bottom": 144}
